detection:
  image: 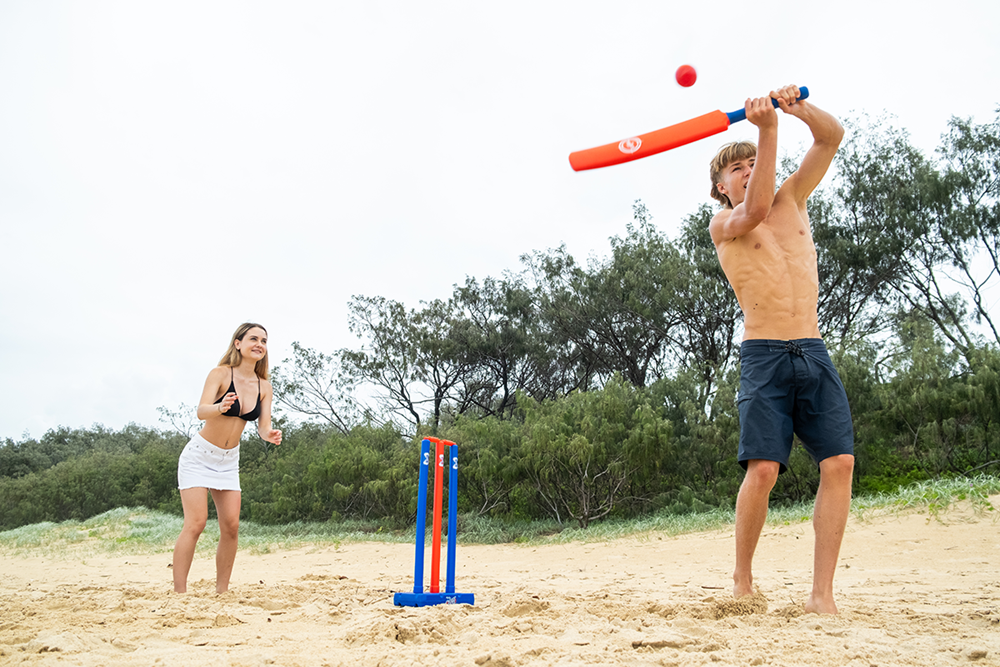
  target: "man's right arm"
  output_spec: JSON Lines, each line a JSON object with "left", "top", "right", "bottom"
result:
{"left": 709, "top": 96, "right": 779, "bottom": 245}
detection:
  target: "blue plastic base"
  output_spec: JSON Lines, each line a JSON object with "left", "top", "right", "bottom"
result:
{"left": 393, "top": 592, "right": 475, "bottom": 607}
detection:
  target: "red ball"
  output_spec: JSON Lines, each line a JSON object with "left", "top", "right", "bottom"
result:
{"left": 675, "top": 64, "right": 697, "bottom": 87}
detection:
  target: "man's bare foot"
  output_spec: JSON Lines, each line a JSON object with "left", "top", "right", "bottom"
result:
{"left": 733, "top": 574, "right": 754, "bottom": 598}
{"left": 805, "top": 592, "right": 839, "bottom": 614}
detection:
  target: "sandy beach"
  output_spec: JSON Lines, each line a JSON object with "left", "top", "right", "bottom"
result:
{"left": 1, "top": 499, "right": 998, "bottom": 666}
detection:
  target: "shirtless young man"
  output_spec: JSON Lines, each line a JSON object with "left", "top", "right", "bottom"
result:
{"left": 708, "top": 85, "right": 854, "bottom": 614}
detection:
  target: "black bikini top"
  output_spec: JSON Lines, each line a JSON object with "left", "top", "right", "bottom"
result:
{"left": 214, "top": 368, "right": 262, "bottom": 421}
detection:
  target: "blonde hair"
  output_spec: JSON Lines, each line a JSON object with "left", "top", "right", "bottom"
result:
{"left": 709, "top": 141, "right": 758, "bottom": 208}
{"left": 218, "top": 322, "right": 270, "bottom": 379}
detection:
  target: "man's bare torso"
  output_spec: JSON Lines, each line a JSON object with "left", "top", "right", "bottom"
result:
{"left": 714, "top": 190, "right": 821, "bottom": 340}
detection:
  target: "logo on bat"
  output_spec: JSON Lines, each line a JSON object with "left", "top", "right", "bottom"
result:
{"left": 618, "top": 137, "right": 642, "bottom": 154}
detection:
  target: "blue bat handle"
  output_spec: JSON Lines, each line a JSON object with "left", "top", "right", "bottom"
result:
{"left": 725, "top": 86, "right": 809, "bottom": 124}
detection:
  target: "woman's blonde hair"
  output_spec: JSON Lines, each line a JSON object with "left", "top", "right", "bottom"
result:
{"left": 218, "top": 322, "right": 270, "bottom": 379}
{"left": 709, "top": 140, "right": 758, "bottom": 208}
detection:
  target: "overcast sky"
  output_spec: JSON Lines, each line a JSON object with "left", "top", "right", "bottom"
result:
{"left": 2, "top": 0, "right": 998, "bottom": 440}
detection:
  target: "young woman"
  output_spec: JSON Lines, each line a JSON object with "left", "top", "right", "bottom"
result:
{"left": 172, "top": 322, "right": 282, "bottom": 593}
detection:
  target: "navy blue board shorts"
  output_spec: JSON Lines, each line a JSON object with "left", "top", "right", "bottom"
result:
{"left": 737, "top": 339, "right": 854, "bottom": 473}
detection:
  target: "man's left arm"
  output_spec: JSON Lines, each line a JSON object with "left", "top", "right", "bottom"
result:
{"left": 775, "top": 89, "right": 845, "bottom": 206}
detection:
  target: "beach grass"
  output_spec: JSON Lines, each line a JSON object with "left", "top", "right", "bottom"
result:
{"left": 0, "top": 475, "right": 995, "bottom": 559}
{"left": 851, "top": 474, "right": 1000, "bottom": 520}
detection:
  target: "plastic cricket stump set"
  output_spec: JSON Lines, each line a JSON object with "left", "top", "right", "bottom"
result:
{"left": 393, "top": 437, "right": 475, "bottom": 607}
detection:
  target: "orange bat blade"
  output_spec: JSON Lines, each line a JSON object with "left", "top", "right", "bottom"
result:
{"left": 568, "top": 110, "right": 730, "bottom": 172}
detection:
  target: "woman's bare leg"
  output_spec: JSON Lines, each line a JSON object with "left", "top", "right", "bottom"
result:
{"left": 210, "top": 489, "right": 242, "bottom": 594}
{"left": 173, "top": 488, "right": 209, "bottom": 593}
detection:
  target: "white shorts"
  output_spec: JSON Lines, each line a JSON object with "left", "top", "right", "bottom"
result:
{"left": 177, "top": 432, "right": 241, "bottom": 491}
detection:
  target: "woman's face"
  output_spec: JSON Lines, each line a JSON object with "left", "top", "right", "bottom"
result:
{"left": 235, "top": 327, "right": 267, "bottom": 361}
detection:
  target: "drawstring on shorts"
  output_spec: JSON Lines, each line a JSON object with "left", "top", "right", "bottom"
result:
{"left": 785, "top": 340, "right": 805, "bottom": 357}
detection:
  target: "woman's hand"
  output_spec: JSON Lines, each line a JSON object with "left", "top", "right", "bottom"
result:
{"left": 216, "top": 392, "right": 238, "bottom": 416}
{"left": 262, "top": 429, "right": 282, "bottom": 445}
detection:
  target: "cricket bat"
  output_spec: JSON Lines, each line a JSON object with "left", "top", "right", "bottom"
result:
{"left": 568, "top": 87, "right": 809, "bottom": 172}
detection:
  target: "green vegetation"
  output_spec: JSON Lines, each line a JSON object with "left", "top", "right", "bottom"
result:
{"left": 2, "top": 338, "right": 997, "bottom": 533}
{"left": 0, "top": 476, "right": 994, "bottom": 559}
{"left": 2, "top": 110, "right": 998, "bottom": 536}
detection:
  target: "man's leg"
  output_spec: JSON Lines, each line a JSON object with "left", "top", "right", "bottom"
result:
{"left": 806, "top": 454, "right": 854, "bottom": 614}
{"left": 210, "top": 489, "right": 242, "bottom": 594}
{"left": 734, "top": 459, "right": 780, "bottom": 598}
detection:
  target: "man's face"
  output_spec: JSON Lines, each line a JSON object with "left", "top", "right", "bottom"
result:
{"left": 717, "top": 156, "right": 755, "bottom": 207}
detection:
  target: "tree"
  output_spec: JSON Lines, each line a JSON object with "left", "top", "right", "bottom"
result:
{"left": 524, "top": 203, "right": 685, "bottom": 389}
{"left": 342, "top": 295, "right": 476, "bottom": 433}
{"left": 449, "top": 275, "right": 566, "bottom": 418}
{"left": 852, "top": 311, "right": 1000, "bottom": 488}
{"left": 669, "top": 204, "right": 743, "bottom": 410}
{"left": 270, "top": 342, "right": 360, "bottom": 435}
{"left": 517, "top": 376, "right": 672, "bottom": 528}
{"left": 935, "top": 112, "right": 1000, "bottom": 346}
{"left": 342, "top": 295, "right": 426, "bottom": 431}
{"left": 156, "top": 402, "right": 203, "bottom": 439}
{"left": 410, "top": 298, "right": 476, "bottom": 432}
{"left": 813, "top": 115, "right": 929, "bottom": 344}
{"left": 445, "top": 415, "right": 524, "bottom": 517}
{"left": 819, "top": 112, "right": 1000, "bottom": 358}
